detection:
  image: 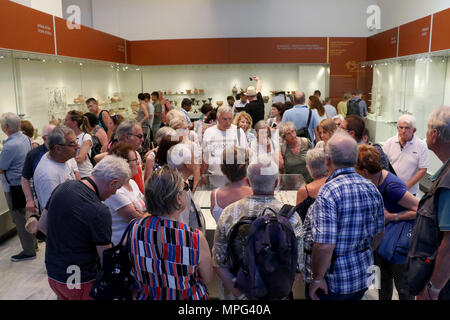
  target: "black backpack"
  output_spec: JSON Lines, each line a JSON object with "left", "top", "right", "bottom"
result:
{"left": 296, "top": 109, "right": 312, "bottom": 141}
{"left": 227, "top": 205, "right": 298, "bottom": 300}
{"left": 86, "top": 129, "right": 102, "bottom": 166}
{"left": 347, "top": 98, "right": 361, "bottom": 116}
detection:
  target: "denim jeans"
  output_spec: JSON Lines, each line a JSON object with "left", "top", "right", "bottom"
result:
{"left": 305, "top": 283, "right": 367, "bottom": 300}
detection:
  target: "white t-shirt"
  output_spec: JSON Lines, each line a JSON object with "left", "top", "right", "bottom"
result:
{"left": 382, "top": 135, "right": 430, "bottom": 195}
{"left": 33, "top": 153, "right": 76, "bottom": 209}
{"left": 104, "top": 180, "right": 146, "bottom": 245}
{"left": 148, "top": 102, "right": 155, "bottom": 128}
{"left": 202, "top": 124, "right": 248, "bottom": 175}
{"left": 76, "top": 133, "right": 93, "bottom": 178}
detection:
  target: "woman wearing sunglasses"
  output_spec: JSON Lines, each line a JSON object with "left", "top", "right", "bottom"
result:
{"left": 104, "top": 142, "right": 149, "bottom": 245}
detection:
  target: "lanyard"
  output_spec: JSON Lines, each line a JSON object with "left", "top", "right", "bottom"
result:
{"left": 82, "top": 177, "right": 100, "bottom": 198}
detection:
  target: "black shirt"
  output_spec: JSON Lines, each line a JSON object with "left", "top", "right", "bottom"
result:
{"left": 45, "top": 180, "right": 112, "bottom": 283}
{"left": 22, "top": 144, "right": 48, "bottom": 180}
{"left": 245, "top": 92, "right": 265, "bottom": 128}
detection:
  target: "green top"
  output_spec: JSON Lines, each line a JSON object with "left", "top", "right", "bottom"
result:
{"left": 433, "top": 159, "right": 450, "bottom": 231}
{"left": 152, "top": 101, "right": 162, "bottom": 130}
{"left": 337, "top": 101, "right": 347, "bottom": 117}
{"left": 282, "top": 138, "right": 313, "bottom": 183}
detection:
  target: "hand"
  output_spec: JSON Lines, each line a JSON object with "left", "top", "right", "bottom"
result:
{"left": 26, "top": 199, "right": 37, "bottom": 214}
{"left": 253, "top": 76, "right": 260, "bottom": 81}
{"left": 25, "top": 217, "right": 39, "bottom": 234}
{"left": 417, "top": 286, "right": 439, "bottom": 300}
{"left": 309, "top": 279, "right": 328, "bottom": 300}
{"left": 384, "top": 211, "right": 395, "bottom": 222}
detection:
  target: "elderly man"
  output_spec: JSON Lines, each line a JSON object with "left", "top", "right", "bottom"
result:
{"left": 167, "top": 143, "right": 205, "bottom": 233}
{"left": 407, "top": 106, "right": 450, "bottom": 300}
{"left": 0, "top": 113, "right": 34, "bottom": 262}
{"left": 34, "top": 126, "right": 80, "bottom": 234}
{"left": 45, "top": 155, "right": 130, "bottom": 300}
{"left": 212, "top": 154, "right": 303, "bottom": 300}
{"left": 202, "top": 106, "right": 248, "bottom": 178}
{"left": 305, "top": 131, "right": 384, "bottom": 300}
{"left": 282, "top": 91, "right": 320, "bottom": 144}
{"left": 245, "top": 76, "right": 265, "bottom": 128}
{"left": 383, "top": 115, "right": 429, "bottom": 196}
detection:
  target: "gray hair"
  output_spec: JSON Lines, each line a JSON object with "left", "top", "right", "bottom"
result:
{"left": 254, "top": 120, "right": 268, "bottom": 132}
{"left": 167, "top": 143, "right": 193, "bottom": 170}
{"left": 92, "top": 155, "right": 130, "bottom": 186}
{"left": 0, "top": 112, "right": 21, "bottom": 133}
{"left": 306, "top": 148, "right": 328, "bottom": 179}
{"left": 217, "top": 106, "right": 233, "bottom": 119}
{"left": 155, "top": 126, "right": 178, "bottom": 145}
{"left": 117, "top": 120, "right": 138, "bottom": 141}
{"left": 398, "top": 114, "right": 416, "bottom": 129}
{"left": 42, "top": 124, "right": 56, "bottom": 137}
{"left": 247, "top": 155, "right": 279, "bottom": 194}
{"left": 48, "top": 126, "right": 75, "bottom": 150}
{"left": 428, "top": 106, "right": 450, "bottom": 143}
{"left": 325, "top": 131, "right": 358, "bottom": 167}
{"left": 278, "top": 121, "right": 296, "bottom": 139}
{"left": 145, "top": 165, "right": 185, "bottom": 216}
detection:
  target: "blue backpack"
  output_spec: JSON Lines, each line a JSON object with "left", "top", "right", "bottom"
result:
{"left": 227, "top": 205, "right": 298, "bottom": 300}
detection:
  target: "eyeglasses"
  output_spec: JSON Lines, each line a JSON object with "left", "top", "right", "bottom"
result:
{"left": 183, "top": 182, "right": 190, "bottom": 192}
{"left": 57, "top": 142, "right": 78, "bottom": 148}
{"left": 127, "top": 133, "right": 144, "bottom": 139}
{"left": 127, "top": 158, "right": 138, "bottom": 163}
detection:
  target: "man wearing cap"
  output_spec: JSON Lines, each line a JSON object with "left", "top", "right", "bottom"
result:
{"left": 245, "top": 77, "right": 265, "bottom": 128}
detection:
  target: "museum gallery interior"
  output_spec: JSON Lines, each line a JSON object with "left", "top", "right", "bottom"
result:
{"left": 0, "top": 0, "right": 449, "bottom": 301}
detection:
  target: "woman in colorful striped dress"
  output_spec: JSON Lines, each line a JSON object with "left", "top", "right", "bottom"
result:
{"left": 128, "top": 165, "right": 213, "bottom": 300}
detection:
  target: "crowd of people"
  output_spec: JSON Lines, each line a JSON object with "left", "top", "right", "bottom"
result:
{"left": 0, "top": 77, "right": 448, "bottom": 301}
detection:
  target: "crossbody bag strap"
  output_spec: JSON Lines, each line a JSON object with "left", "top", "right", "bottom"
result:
{"left": 82, "top": 176, "right": 100, "bottom": 198}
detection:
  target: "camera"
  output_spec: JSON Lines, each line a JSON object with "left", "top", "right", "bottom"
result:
{"left": 249, "top": 77, "right": 254, "bottom": 81}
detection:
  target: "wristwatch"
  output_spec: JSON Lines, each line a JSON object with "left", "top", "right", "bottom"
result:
{"left": 427, "top": 281, "right": 441, "bottom": 294}
{"left": 394, "top": 214, "right": 399, "bottom": 221}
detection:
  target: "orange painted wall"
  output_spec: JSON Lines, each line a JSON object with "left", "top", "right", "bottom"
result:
{"left": 54, "top": 17, "right": 126, "bottom": 63}
{"left": 127, "top": 38, "right": 327, "bottom": 65}
{"left": 431, "top": 8, "right": 450, "bottom": 52}
{"left": 398, "top": 15, "right": 431, "bottom": 57}
{"left": 367, "top": 27, "right": 398, "bottom": 61}
{"left": 0, "top": 1, "right": 55, "bottom": 54}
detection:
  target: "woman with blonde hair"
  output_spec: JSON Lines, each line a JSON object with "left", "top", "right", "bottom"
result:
{"left": 233, "top": 111, "right": 256, "bottom": 144}
{"left": 315, "top": 118, "right": 337, "bottom": 149}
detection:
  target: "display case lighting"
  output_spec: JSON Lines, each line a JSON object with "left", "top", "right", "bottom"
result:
{"left": 0, "top": 55, "right": 4, "bottom": 59}
{"left": 80, "top": 63, "right": 83, "bottom": 66}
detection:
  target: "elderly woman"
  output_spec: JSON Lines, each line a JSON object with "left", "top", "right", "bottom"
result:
{"left": 278, "top": 121, "right": 313, "bottom": 183}
{"left": 295, "top": 148, "right": 329, "bottom": 222}
{"left": 356, "top": 144, "right": 418, "bottom": 301}
{"left": 233, "top": 111, "right": 256, "bottom": 144}
{"left": 210, "top": 146, "right": 253, "bottom": 222}
{"left": 64, "top": 110, "right": 93, "bottom": 178}
{"left": 315, "top": 118, "right": 337, "bottom": 149}
{"left": 128, "top": 165, "right": 213, "bottom": 300}
{"left": 104, "top": 142, "right": 148, "bottom": 245}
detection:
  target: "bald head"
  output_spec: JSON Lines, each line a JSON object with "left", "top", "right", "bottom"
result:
{"left": 42, "top": 124, "right": 56, "bottom": 148}
{"left": 294, "top": 91, "right": 306, "bottom": 105}
{"left": 325, "top": 131, "right": 358, "bottom": 168}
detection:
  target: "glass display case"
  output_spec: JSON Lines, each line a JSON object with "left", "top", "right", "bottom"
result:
{"left": 360, "top": 52, "right": 449, "bottom": 175}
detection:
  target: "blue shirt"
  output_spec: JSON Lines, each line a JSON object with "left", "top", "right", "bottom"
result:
{"left": 378, "top": 172, "right": 408, "bottom": 213}
{"left": 324, "top": 104, "right": 337, "bottom": 119}
{"left": 281, "top": 105, "right": 319, "bottom": 143}
{"left": 307, "top": 167, "right": 384, "bottom": 294}
{"left": 181, "top": 108, "right": 192, "bottom": 127}
{"left": 351, "top": 97, "right": 368, "bottom": 118}
{"left": 0, "top": 131, "right": 32, "bottom": 191}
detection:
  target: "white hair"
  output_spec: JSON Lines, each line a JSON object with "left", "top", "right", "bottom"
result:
{"left": 167, "top": 143, "right": 193, "bottom": 170}
{"left": 217, "top": 106, "right": 233, "bottom": 119}
{"left": 92, "top": 155, "right": 131, "bottom": 186}
{"left": 428, "top": 106, "right": 450, "bottom": 143}
{"left": 325, "top": 131, "right": 358, "bottom": 167}
{"left": 398, "top": 114, "right": 416, "bottom": 129}
{"left": 332, "top": 114, "right": 345, "bottom": 123}
{"left": 117, "top": 120, "right": 138, "bottom": 141}
{"left": 306, "top": 148, "right": 328, "bottom": 179}
{"left": 0, "top": 112, "right": 21, "bottom": 133}
{"left": 42, "top": 124, "right": 56, "bottom": 137}
{"left": 48, "top": 126, "right": 75, "bottom": 149}
{"left": 278, "top": 121, "right": 296, "bottom": 139}
{"left": 155, "top": 126, "right": 178, "bottom": 145}
{"left": 247, "top": 155, "right": 279, "bottom": 194}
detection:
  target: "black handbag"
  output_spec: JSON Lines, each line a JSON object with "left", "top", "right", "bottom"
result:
{"left": 4, "top": 172, "right": 26, "bottom": 210}
{"left": 89, "top": 220, "right": 137, "bottom": 300}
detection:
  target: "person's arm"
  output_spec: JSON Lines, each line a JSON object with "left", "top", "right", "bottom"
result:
{"left": 406, "top": 168, "right": 427, "bottom": 190}
{"left": 296, "top": 186, "right": 308, "bottom": 205}
{"left": 210, "top": 189, "right": 217, "bottom": 216}
{"left": 418, "top": 231, "right": 450, "bottom": 300}
{"left": 385, "top": 190, "right": 419, "bottom": 222}
{"left": 198, "top": 231, "right": 213, "bottom": 285}
{"left": 75, "top": 138, "right": 92, "bottom": 163}
{"left": 21, "top": 177, "right": 37, "bottom": 214}
{"left": 192, "top": 163, "right": 200, "bottom": 191}
{"left": 214, "top": 265, "right": 244, "bottom": 298}
{"left": 97, "top": 128, "right": 109, "bottom": 153}
{"left": 309, "top": 243, "right": 335, "bottom": 300}
{"left": 94, "top": 151, "right": 108, "bottom": 163}
{"left": 102, "top": 112, "right": 114, "bottom": 141}
{"left": 253, "top": 76, "right": 261, "bottom": 93}
{"left": 138, "top": 103, "right": 151, "bottom": 125}
{"left": 116, "top": 204, "right": 148, "bottom": 221}
{"left": 96, "top": 244, "right": 113, "bottom": 267}
{"left": 144, "top": 153, "right": 155, "bottom": 184}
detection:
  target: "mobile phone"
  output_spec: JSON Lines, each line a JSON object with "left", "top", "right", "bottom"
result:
{"left": 249, "top": 77, "right": 253, "bottom": 81}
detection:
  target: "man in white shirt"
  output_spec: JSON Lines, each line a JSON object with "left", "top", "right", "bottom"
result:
{"left": 202, "top": 106, "right": 248, "bottom": 177}
{"left": 232, "top": 93, "right": 249, "bottom": 115}
{"left": 383, "top": 114, "right": 430, "bottom": 195}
